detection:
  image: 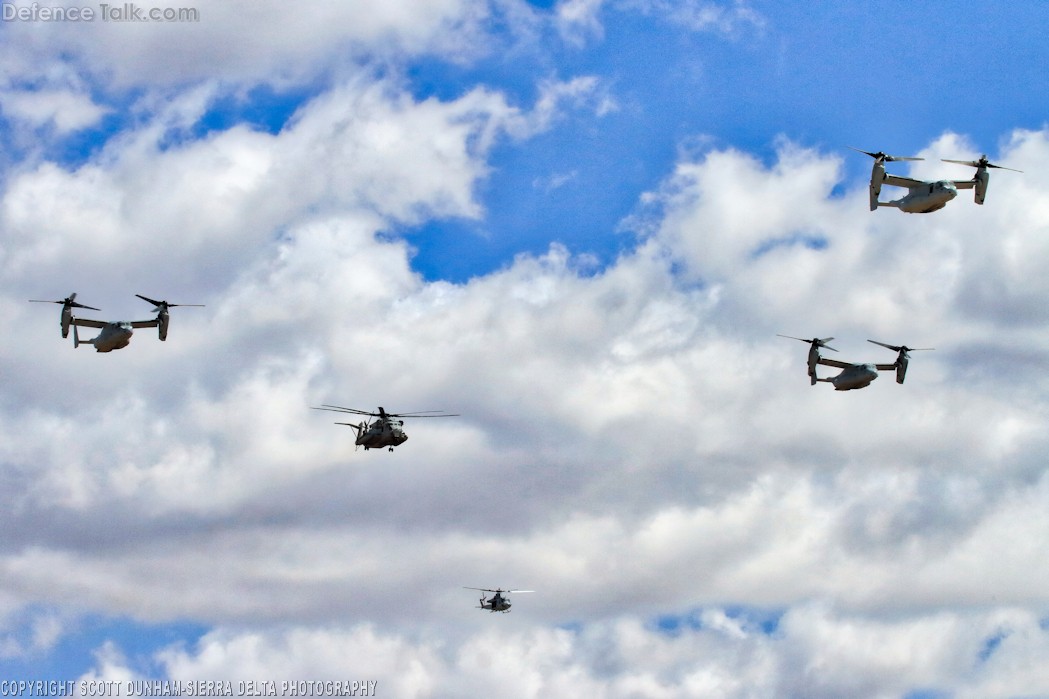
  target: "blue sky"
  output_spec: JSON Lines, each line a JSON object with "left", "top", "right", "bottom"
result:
{"left": 3, "top": 1, "right": 1049, "bottom": 695}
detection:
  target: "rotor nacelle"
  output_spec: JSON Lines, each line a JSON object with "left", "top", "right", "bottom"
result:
{"left": 942, "top": 155, "right": 1021, "bottom": 206}
{"left": 868, "top": 340, "right": 933, "bottom": 384}
{"left": 28, "top": 293, "right": 101, "bottom": 339}
{"left": 850, "top": 148, "right": 923, "bottom": 212}
{"left": 974, "top": 168, "right": 989, "bottom": 205}
{"left": 778, "top": 335, "right": 836, "bottom": 385}
{"left": 136, "top": 294, "right": 203, "bottom": 341}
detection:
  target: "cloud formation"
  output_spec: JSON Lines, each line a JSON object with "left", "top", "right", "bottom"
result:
{"left": 2, "top": 1, "right": 1049, "bottom": 696}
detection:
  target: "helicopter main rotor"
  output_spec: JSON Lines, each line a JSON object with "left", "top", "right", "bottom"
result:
{"left": 312, "top": 405, "right": 459, "bottom": 419}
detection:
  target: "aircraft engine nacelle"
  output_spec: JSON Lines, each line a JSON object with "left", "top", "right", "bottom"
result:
{"left": 158, "top": 312, "right": 169, "bottom": 341}
{"left": 61, "top": 306, "right": 72, "bottom": 338}
{"left": 869, "top": 162, "right": 886, "bottom": 211}
{"left": 973, "top": 168, "right": 989, "bottom": 205}
{"left": 870, "top": 161, "right": 886, "bottom": 197}
{"left": 895, "top": 354, "right": 909, "bottom": 384}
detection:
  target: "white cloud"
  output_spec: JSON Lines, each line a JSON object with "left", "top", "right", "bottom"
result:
{"left": 0, "top": 88, "right": 109, "bottom": 133}
{"left": 0, "top": 0, "right": 495, "bottom": 90}
{"left": 80, "top": 607, "right": 1049, "bottom": 697}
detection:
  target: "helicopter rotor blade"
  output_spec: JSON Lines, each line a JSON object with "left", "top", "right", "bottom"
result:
{"left": 313, "top": 405, "right": 379, "bottom": 417}
{"left": 463, "top": 586, "right": 532, "bottom": 593}
{"left": 315, "top": 405, "right": 459, "bottom": 418}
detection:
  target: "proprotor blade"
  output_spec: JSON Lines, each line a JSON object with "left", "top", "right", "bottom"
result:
{"left": 29, "top": 294, "right": 100, "bottom": 311}
{"left": 848, "top": 147, "right": 923, "bottom": 163}
{"left": 942, "top": 155, "right": 1022, "bottom": 173}
{"left": 777, "top": 334, "right": 838, "bottom": 352}
{"left": 136, "top": 293, "right": 205, "bottom": 310}
{"left": 867, "top": 339, "right": 934, "bottom": 353}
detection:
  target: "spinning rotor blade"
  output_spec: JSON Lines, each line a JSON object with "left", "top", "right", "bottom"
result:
{"left": 29, "top": 293, "right": 100, "bottom": 311}
{"left": 313, "top": 405, "right": 379, "bottom": 417}
{"left": 942, "top": 155, "right": 1022, "bottom": 173}
{"left": 848, "top": 147, "right": 923, "bottom": 163}
{"left": 463, "top": 587, "right": 532, "bottom": 593}
{"left": 867, "top": 339, "right": 934, "bottom": 353}
{"left": 777, "top": 334, "right": 838, "bottom": 352}
{"left": 315, "top": 405, "right": 459, "bottom": 418}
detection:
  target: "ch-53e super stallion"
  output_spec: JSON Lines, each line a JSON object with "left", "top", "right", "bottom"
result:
{"left": 851, "top": 147, "right": 1021, "bottom": 213}
{"left": 463, "top": 587, "right": 533, "bottom": 613}
{"left": 311, "top": 405, "right": 458, "bottom": 451}
{"left": 29, "top": 293, "right": 203, "bottom": 352}
{"left": 779, "top": 335, "right": 933, "bottom": 390}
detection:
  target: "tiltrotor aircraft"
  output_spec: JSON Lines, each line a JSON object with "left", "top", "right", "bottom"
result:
{"left": 851, "top": 147, "right": 1021, "bottom": 213}
{"left": 311, "top": 405, "right": 458, "bottom": 451}
{"left": 29, "top": 293, "right": 203, "bottom": 352}
{"left": 779, "top": 335, "right": 933, "bottom": 390}
{"left": 463, "top": 587, "right": 533, "bottom": 613}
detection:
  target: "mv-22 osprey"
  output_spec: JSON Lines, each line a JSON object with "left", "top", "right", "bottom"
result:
{"left": 29, "top": 293, "right": 203, "bottom": 352}
{"left": 779, "top": 335, "right": 933, "bottom": 390}
{"left": 851, "top": 148, "right": 1021, "bottom": 213}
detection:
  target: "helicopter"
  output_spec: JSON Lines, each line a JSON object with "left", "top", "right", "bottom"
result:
{"left": 29, "top": 293, "right": 203, "bottom": 352}
{"left": 463, "top": 587, "right": 533, "bottom": 613}
{"left": 778, "top": 335, "right": 933, "bottom": 390}
{"left": 851, "top": 147, "right": 1021, "bottom": 213}
{"left": 311, "top": 405, "right": 458, "bottom": 451}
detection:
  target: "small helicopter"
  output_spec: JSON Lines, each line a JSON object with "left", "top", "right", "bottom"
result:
{"left": 851, "top": 147, "right": 1021, "bottom": 213}
{"left": 778, "top": 335, "right": 933, "bottom": 390}
{"left": 311, "top": 405, "right": 458, "bottom": 451}
{"left": 29, "top": 293, "right": 203, "bottom": 352}
{"left": 463, "top": 587, "right": 533, "bottom": 613}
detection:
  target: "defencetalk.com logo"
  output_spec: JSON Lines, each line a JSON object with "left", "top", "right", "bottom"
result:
{"left": 2, "top": 2, "right": 199, "bottom": 22}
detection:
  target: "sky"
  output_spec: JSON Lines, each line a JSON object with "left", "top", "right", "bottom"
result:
{"left": 2, "top": 1, "right": 1049, "bottom": 696}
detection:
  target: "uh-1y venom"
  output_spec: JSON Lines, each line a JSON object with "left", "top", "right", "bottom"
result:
{"left": 778, "top": 335, "right": 933, "bottom": 390}
{"left": 29, "top": 293, "right": 203, "bottom": 352}
{"left": 311, "top": 405, "right": 458, "bottom": 451}
{"left": 851, "top": 147, "right": 1021, "bottom": 213}
{"left": 463, "top": 587, "right": 533, "bottom": 613}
